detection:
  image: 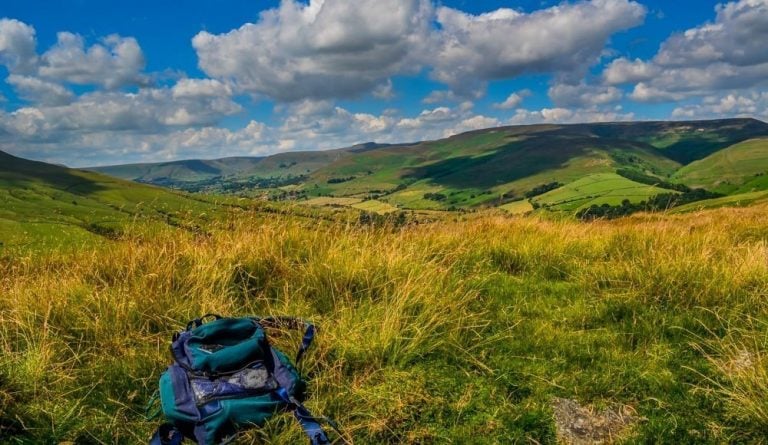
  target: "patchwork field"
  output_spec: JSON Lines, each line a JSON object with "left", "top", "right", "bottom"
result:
{"left": 499, "top": 199, "right": 535, "bottom": 215}
{"left": 531, "top": 173, "right": 673, "bottom": 212}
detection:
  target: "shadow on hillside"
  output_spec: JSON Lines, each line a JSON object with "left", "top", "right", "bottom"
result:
{"left": 1, "top": 152, "right": 109, "bottom": 196}
{"left": 403, "top": 135, "right": 623, "bottom": 189}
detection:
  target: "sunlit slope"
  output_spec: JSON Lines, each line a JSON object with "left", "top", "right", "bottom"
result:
{"left": 672, "top": 138, "right": 768, "bottom": 193}
{"left": 529, "top": 172, "right": 673, "bottom": 212}
{"left": 671, "top": 190, "right": 768, "bottom": 213}
{"left": 0, "top": 150, "right": 218, "bottom": 247}
{"left": 305, "top": 125, "right": 681, "bottom": 209}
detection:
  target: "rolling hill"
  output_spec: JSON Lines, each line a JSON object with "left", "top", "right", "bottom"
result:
{"left": 66, "top": 118, "right": 768, "bottom": 215}
{"left": 0, "top": 149, "right": 224, "bottom": 248}
{"left": 87, "top": 143, "right": 391, "bottom": 190}
{"left": 297, "top": 118, "right": 768, "bottom": 212}
{"left": 673, "top": 138, "right": 768, "bottom": 193}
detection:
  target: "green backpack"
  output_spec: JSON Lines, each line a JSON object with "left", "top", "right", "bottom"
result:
{"left": 149, "top": 315, "right": 338, "bottom": 445}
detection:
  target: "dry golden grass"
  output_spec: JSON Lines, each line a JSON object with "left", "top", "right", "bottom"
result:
{"left": 2, "top": 204, "right": 768, "bottom": 443}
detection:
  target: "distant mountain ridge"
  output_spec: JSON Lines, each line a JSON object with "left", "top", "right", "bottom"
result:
{"left": 87, "top": 142, "right": 395, "bottom": 186}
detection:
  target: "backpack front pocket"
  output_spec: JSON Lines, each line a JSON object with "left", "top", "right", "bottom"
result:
{"left": 190, "top": 363, "right": 279, "bottom": 406}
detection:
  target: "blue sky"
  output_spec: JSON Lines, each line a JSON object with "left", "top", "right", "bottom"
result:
{"left": 1, "top": 0, "right": 767, "bottom": 166}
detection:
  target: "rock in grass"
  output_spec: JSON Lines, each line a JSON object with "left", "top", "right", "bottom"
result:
{"left": 552, "top": 397, "right": 643, "bottom": 444}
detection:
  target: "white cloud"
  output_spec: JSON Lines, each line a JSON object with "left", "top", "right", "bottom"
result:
{"left": 397, "top": 107, "right": 456, "bottom": 130}
{"left": 372, "top": 79, "right": 395, "bottom": 100}
{"left": 602, "top": 58, "right": 658, "bottom": 85}
{"left": 192, "top": 0, "right": 434, "bottom": 101}
{"left": 0, "top": 18, "right": 37, "bottom": 74}
{"left": 1, "top": 93, "right": 506, "bottom": 165}
{"left": 38, "top": 32, "right": 146, "bottom": 89}
{"left": 172, "top": 78, "right": 233, "bottom": 99}
{"left": 493, "top": 90, "right": 532, "bottom": 109}
{"left": 452, "top": 115, "right": 501, "bottom": 134}
{"left": 0, "top": 82, "right": 242, "bottom": 139}
{"left": 672, "top": 91, "right": 768, "bottom": 120}
{"left": 6, "top": 74, "right": 74, "bottom": 106}
{"left": 422, "top": 90, "right": 459, "bottom": 104}
{"left": 603, "top": 0, "right": 768, "bottom": 102}
{"left": 548, "top": 82, "right": 622, "bottom": 107}
{"left": 1, "top": 19, "right": 152, "bottom": 109}
{"left": 509, "top": 107, "right": 635, "bottom": 125}
{"left": 629, "top": 82, "right": 684, "bottom": 102}
{"left": 431, "top": 0, "right": 646, "bottom": 95}
{"left": 655, "top": 0, "right": 768, "bottom": 69}
{"left": 192, "top": 0, "right": 646, "bottom": 101}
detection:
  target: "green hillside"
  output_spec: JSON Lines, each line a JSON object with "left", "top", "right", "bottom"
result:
{"left": 530, "top": 173, "right": 674, "bottom": 212}
{"left": 673, "top": 138, "right": 768, "bottom": 193}
{"left": 87, "top": 143, "right": 388, "bottom": 190}
{"left": 671, "top": 190, "right": 768, "bottom": 213}
{"left": 304, "top": 125, "right": 682, "bottom": 209}
{"left": 0, "top": 150, "right": 222, "bottom": 248}
{"left": 578, "top": 118, "right": 768, "bottom": 163}
{"left": 86, "top": 118, "right": 768, "bottom": 215}
{"left": 88, "top": 158, "right": 264, "bottom": 183}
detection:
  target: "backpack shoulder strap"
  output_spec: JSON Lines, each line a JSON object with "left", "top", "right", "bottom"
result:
{"left": 257, "top": 316, "right": 316, "bottom": 364}
{"left": 294, "top": 405, "right": 331, "bottom": 445}
{"left": 273, "top": 387, "right": 333, "bottom": 445}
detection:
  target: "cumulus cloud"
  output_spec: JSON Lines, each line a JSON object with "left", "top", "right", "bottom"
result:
{"left": 452, "top": 115, "right": 501, "bottom": 134}
{"left": 603, "top": 0, "right": 768, "bottom": 102}
{"left": 193, "top": 0, "right": 645, "bottom": 101}
{"left": 0, "top": 18, "right": 37, "bottom": 73}
{"left": 548, "top": 82, "right": 622, "bottom": 107}
{"left": 172, "top": 78, "right": 233, "bottom": 99}
{"left": 192, "top": 0, "right": 433, "bottom": 101}
{"left": 6, "top": 74, "right": 74, "bottom": 106}
{"left": 422, "top": 90, "right": 460, "bottom": 104}
{"left": 431, "top": 0, "right": 646, "bottom": 95}
{"left": 38, "top": 33, "right": 147, "bottom": 89}
{"left": 1, "top": 19, "right": 148, "bottom": 91}
{"left": 509, "top": 106, "right": 635, "bottom": 125}
{"left": 602, "top": 58, "right": 658, "bottom": 85}
{"left": 0, "top": 83, "right": 241, "bottom": 139}
{"left": 629, "top": 83, "right": 684, "bottom": 102}
{"left": 672, "top": 91, "right": 768, "bottom": 120}
{"left": 0, "top": 1, "right": 702, "bottom": 166}
{"left": 493, "top": 90, "right": 532, "bottom": 110}
{"left": 372, "top": 80, "right": 395, "bottom": 100}
{"left": 1, "top": 93, "right": 505, "bottom": 165}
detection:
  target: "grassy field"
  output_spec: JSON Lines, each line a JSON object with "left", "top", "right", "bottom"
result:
{"left": 499, "top": 200, "right": 534, "bottom": 215}
{"left": 350, "top": 200, "right": 399, "bottom": 214}
{"left": 302, "top": 197, "right": 400, "bottom": 215}
{"left": 531, "top": 173, "right": 673, "bottom": 212}
{"left": 3, "top": 201, "right": 768, "bottom": 443}
{"left": 303, "top": 197, "right": 364, "bottom": 207}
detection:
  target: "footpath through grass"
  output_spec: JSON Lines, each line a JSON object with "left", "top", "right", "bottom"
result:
{"left": 2, "top": 206, "right": 768, "bottom": 443}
